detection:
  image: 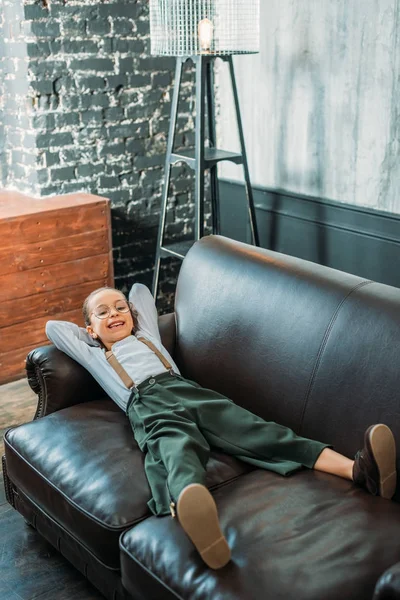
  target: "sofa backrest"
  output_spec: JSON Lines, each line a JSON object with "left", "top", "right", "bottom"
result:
{"left": 175, "top": 235, "right": 400, "bottom": 459}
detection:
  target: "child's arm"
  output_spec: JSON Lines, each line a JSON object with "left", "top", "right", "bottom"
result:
{"left": 128, "top": 283, "right": 161, "bottom": 341}
{"left": 45, "top": 320, "right": 100, "bottom": 366}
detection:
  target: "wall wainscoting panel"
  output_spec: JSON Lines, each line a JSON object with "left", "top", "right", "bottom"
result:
{"left": 220, "top": 180, "right": 400, "bottom": 288}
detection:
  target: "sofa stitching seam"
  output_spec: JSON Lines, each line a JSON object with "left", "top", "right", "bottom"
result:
{"left": 119, "top": 540, "right": 183, "bottom": 600}
{"left": 15, "top": 486, "right": 122, "bottom": 571}
{"left": 4, "top": 439, "right": 149, "bottom": 531}
{"left": 298, "top": 280, "right": 373, "bottom": 435}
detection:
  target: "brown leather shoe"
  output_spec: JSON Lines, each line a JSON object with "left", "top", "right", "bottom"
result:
{"left": 177, "top": 484, "right": 231, "bottom": 569}
{"left": 353, "top": 424, "right": 397, "bottom": 499}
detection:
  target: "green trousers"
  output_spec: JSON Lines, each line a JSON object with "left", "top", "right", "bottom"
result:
{"left": 126, "top": 372, "right": 330, "bottom": 516}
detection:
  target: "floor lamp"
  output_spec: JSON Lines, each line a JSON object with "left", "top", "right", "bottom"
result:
{"left": 150, "top": 0, "right": 260, "bottom": 297}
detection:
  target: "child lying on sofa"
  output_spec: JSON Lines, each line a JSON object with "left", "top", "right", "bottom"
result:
{"left": 46, "top": 283, "right": 397, "bottom": 570}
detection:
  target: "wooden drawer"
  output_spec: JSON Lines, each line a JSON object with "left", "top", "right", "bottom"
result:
{"left": 0, "top": 192, "right": 114, "bottom": 384}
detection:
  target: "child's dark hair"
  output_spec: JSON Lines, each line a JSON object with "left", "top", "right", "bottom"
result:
{"left": 82, "top": 287, "right": 139, "bottom": 333}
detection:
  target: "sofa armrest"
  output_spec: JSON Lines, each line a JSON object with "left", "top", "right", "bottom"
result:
{"left": 26, "top": 312, "right": 177, "bottom": 418}
{"left": 26, "top": 345, "right": 106, "bottom": 418}
{"left": 373, "top": 563, "right": 400, "bottom": 599}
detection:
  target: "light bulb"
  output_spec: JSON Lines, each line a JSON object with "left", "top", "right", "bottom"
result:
{"left": 198, "top": 18, "right": 213, "bottom": 52}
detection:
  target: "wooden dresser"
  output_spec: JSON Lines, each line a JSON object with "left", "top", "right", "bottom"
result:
{"left": 0, "top": 192, "right": 114, "bottom": 384}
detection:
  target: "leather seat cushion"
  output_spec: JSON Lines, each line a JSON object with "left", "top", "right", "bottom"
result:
{"left": 5, "top": 400, "right": 253, "bottom": 569}
{"left": 120, "top": 469, "right": 400, "bottom": 600}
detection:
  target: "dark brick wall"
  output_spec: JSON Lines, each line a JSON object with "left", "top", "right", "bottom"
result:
{"left": 0, "top": 0, "right": 206, "bottom": 312}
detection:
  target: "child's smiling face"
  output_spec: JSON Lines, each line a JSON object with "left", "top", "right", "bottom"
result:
{"left": 86, "top": 289, "right": 134, "bottom": 350}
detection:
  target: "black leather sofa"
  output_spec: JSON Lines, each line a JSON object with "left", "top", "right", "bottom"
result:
{"left": 3, "top": 235, "right": 400, "bottom": 600}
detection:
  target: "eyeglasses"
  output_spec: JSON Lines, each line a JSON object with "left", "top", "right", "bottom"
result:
{"left": 91, "top": 300, "right": 132, "bottom": 320}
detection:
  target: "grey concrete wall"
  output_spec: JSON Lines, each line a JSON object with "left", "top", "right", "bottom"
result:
{"left": 0, "top": 0, "right": 38, "bottom": 191}
{"left": 217, "top": 0, "right": 400, "bottom": 214}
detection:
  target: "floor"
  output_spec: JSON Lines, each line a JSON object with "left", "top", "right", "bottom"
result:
{"left": 0, "top": 379, "right": 104, "bottom": 600}
{"left": 0, "top": 379, "right": 37, "bottom": 456}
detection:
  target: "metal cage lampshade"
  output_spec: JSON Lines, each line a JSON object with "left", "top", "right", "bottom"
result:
{"left": 150, "top": 0, "right": 260, "bottom": 56}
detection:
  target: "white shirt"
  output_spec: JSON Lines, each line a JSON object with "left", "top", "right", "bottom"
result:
{"left": 45, "top": 283, "right": 180, "bottom": 412}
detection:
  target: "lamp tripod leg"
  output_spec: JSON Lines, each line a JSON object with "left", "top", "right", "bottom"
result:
{"left": 228, "top": 56, "right": 260, "bottom": 247}
{"left": 206, "top": 59, "right": 221, "bottom": 235}
{"left": 194, "top": 55, "right": 206, "bottom": 241}
{"left": 152, "top": 58, "right": 184, "bottom": 298}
